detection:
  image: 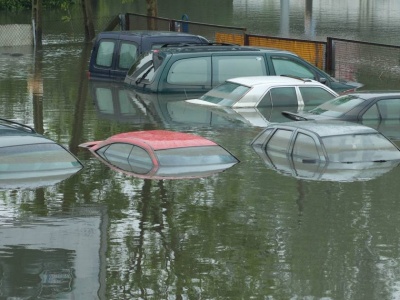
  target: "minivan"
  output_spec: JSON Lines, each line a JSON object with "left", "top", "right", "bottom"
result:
{"left": 124, "top": 44, "right": 362, "bottom": 94}
{"left": 88, "top": 30, "right": 209, "bottom": 80}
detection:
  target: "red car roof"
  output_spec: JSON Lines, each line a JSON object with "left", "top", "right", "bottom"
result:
{"left": 109, "top": 130, "right": 217, "bottom": 150}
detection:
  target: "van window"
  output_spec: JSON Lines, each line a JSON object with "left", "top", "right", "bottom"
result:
{"left": 212, "top": 56, "right": 266, "bottom": 85}
{"left": 96, "top": 41, "right": 115, "bottom": 67}
{"left": 272, "top": 57, "right": 315, "bottom": 79}
{"left": 167, "top": 57, "right": 211, "bottom": 85}
{"left": 118, "top": 42, "right": 138, "bottom": 69}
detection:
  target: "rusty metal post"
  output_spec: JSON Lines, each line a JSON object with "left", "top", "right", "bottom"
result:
{"left": 32, "top": 0, "right": 42, "bottom": 47}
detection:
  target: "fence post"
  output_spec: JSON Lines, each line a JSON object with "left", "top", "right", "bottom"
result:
{"left": 326, "top": 37, "right": 334, "bottom": 73}
{"left": 125, "top": 13, "right": 130, "bottom": 30}
{"left": 181, "top": 14, "right": 189, "bottom": 33}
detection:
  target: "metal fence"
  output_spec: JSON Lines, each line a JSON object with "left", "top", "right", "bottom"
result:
{"left": 2, "top": 12, "right": 400, "bottom": 85}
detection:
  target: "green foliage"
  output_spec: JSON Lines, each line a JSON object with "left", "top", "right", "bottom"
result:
{"left": 0, "top": 0, "right": 75, "bottom": 11}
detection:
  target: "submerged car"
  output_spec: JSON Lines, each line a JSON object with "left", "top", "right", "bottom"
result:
{"left": 251, "top": 120, "right": 400, "bottom": 181}
{"left": 88, "top": 30, "right": 209, "bottom": 80}
{"left": 185, "top": 75, "right": 338, "bottom": 108}
{"left": 79, "top": 130, "right": 239, "bottom": 179}
{"left": 0, "top": 118, "right": 83, "bottom": 189}
{"left": 125, "top": 44, "right": 362, "bottom": 95}
{"left": 281, "top": 91, "right": 400, "bottom": 140}
{"left": 282, "top": 91, "right": 400, "bottom": 122}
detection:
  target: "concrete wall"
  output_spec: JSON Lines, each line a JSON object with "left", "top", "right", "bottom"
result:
{"left": 0, "top": 24, "right": 33, "bottom": 47}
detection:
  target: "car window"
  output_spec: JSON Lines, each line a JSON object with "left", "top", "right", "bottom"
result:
{"left": 362, "top": 104, "right": 380, "bottom": 120}
{"left": 299, "top": 87, "right": 336, "bottom": 106}
{"left": 212, "top": 56, "right": 266, "bottom": 85}
{"left": 375, "top": 99, "right": 400, "bottom": 119}
{"left": 271, "top": 57, "right": 315, "bottom": 79}
{"left": 199, "top": 82, "right": 250, "bottom": 106}
{"left": 118, "top": 42, "right": 138, "bottom": 69}
{"left": 167, "top": 57, "right": 211, "bottom": 85}
{"left": 292, "top": 133, "right": 319, "bottom": 160}
{"left": 269, "top": 87, "right": 298, "bottom": 106}
{"left": 98, "top": 143, "right": 153, "bottom": 174}
{"left": 266, "top": 129, "right": 293, "bottom": 152}
{"left": 128, "top": 146, "right": 154, "bottom": 174}
{"left": 258, "top": 91, "right": 273, "bottom": 107}
{"left": 156, "top": 146, "right": 238, "bottom": 166}
{"left": 309, "top": 95, "right": 364, "bottom": 117}
{"left": 96, "top": 40, "right": 115, "bottom": 67}
{"left": 126, "top": 52, "right": 155, "bottom": 82}
{"left": 0, "top": 143, "right": 80, "bottom": 171}
{"left": 323, "top": 133, "right": 400, "bottom": 162}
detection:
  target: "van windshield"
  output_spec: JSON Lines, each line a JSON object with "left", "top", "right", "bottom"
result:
{"left": 127, "top": 51, "right": 165, "bottom": 83}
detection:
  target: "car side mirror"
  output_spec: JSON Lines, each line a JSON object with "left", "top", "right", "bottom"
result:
{"left": 319, "top": 77, "right": 327, "bottom": 84}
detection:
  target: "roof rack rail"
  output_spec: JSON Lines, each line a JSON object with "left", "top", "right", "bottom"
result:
{"left": 160, "top": 42, "right": 239, "bottom": 48}
{"left": 0, "top": 117, "right": 36, "bottom": 133}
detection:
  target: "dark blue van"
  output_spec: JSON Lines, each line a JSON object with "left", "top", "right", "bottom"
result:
{"left": 87, "top": 30, "right": 209, "bottom": 81}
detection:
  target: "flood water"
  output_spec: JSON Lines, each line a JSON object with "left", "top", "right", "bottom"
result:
{"left": 2, "top": 1, "right": 400, "bottom": 299}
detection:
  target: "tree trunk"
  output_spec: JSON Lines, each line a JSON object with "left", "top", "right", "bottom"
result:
{"left": 81, "top": 0, "right": 95, "bottom": 42}
{"left": 146, "top": 0, "right": 158, "bottom": 30}
{"left": 32, "top": 0, "right": 42, "bottom": 46}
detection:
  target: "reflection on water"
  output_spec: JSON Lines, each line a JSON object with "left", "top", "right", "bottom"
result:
{"left": 0, "top": 206, "right": 107, "bottom": 299}
{"left": 1, "top": 1, "right": 400, "bottom": 298}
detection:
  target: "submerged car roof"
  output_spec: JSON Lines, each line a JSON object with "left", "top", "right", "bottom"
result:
{"left": 102, "top": 130, "right": 217, "bottom": 150}
{"left": 225, "top": 75, "right": 329, "bottom": 87}
{"left": 268, "top": 120, "right": 378, "bottom": 137}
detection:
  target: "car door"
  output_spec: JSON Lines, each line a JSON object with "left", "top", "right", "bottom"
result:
{"left": 90, "top": 38, "right": 116, "bottom": 79}
{"left": 110, "top": 41, "right": 139, "bottom": 79}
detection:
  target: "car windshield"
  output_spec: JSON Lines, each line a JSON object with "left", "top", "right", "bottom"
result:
{"left": 156, "top": 145, "right": 238, "bottom": 166}
{"left": 322, "top": 133, "right": 400, "bottom": 162}
{"left": 308, "top": 94, "right": 365, "bottom": 117}
{"left": 199, "top": 82, "right": 250, "bottom": 106}
{"left": 127, "top": 51, "right": 161, "bottom": 82}
{"left": 0, "top": 143, "right": 82, "bottom": 172}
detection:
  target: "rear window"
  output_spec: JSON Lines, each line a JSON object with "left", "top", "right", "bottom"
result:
{"left": 96, "top": 40, "right": 115, "bottom": 67}
{"left": 323, "top": 133, "right": 400, "bottom": 162}
{"left": 156, "top": 146, "right": 238, "bottom": 166}
{"left": 309, "top": 95, "right": 364, "bottom": 117}
{"left": 118, "top": 42, "right": 138, "bottom": 69}
{"left": 199, "top": 81, "right": 250, "bottom": 106}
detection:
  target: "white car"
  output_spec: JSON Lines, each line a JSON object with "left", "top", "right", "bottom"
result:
{"left": 185, "top": 75, "right": 338, "bottom": 108}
